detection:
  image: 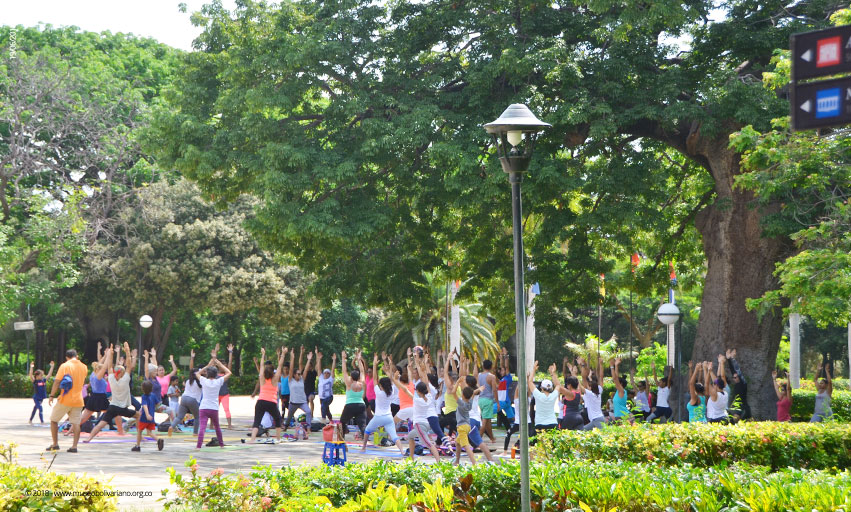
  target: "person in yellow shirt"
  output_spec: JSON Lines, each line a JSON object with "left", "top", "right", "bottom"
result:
{"left": 47, "top": 349, "right": 89, "bottom": 453}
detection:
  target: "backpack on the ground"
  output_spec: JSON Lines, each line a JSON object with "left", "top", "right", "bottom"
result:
{"left": 157, "top": 421, "right": 172, "bottom": 432}
{"left": 310, "top": 420, "right": 324, "bottom": 432}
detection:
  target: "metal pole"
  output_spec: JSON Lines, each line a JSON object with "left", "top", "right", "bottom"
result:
{"left": 136, "top": 322, "right": 142, "bottom": 375}
{"left": 509, "top": 172, "right": 530, "bottom": 512}
{"left": 677, "top": 313, "right": 683, "bottom": 422}
{"left": 629, "top": 290, "right": 633, "bottom": 370}
{"left": 26, "top": 304, "right": 31, "bottom": 370}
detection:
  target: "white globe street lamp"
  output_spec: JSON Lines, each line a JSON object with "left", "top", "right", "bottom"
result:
{"left": 657, "top": 302, "right": 680, "bottom": 325}
{"left": 484, "top": 104, "right": 550, "bottom": 512}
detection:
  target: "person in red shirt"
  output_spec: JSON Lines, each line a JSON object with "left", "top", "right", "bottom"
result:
{"left": 772, "top": 370, "right": 792, "bottom": 422}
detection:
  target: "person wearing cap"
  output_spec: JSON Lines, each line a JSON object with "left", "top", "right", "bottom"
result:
{"left": 316, "top": 351, "right": 336, "bottom": 422}
{"left": 46, "top": 348, "right": 88, "bottom": 452}
{"left": 84, "top": 343, "right": 142, "bottom": 443}
{"left": 527, "top": 362, "right": 559, "bottom": 439}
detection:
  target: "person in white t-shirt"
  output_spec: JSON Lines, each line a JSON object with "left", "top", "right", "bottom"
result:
{"left": 195, "top": 357, "right": 232, "bottom": 449}
{"left": 705, "top": 357, "right": 729, "bottom": 423}
{"left": 528, "top": 362, "right": 559, "bottom": 438}
{"left": 361, "top": 354, "right": 405, "bottom": 455}
{"left": 84, "top": 344, "right": 141, "bottom": 443}
{"left": 578, "top": 356, "right": 606, "bottom": 430}
{"left": 646, "top": 362, "right": 673, "bottom": 423}
{"left": 393, "top": 371, "right": 440, "bottom": 463}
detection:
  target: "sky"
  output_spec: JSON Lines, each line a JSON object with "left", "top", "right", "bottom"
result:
{"left": 4, "top": 0, "right": 236, "bottom": 51}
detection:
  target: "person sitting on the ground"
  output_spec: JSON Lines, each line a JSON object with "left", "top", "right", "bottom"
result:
{"left": 726, "top": 349, "right": 750, "bottom": 422}
{"left": 704, "top": 357, "right": 729, "bottom": 424}
{"left": 645, "top": 362, "right": 673, "bottom": 423}
{"left": 687, "top": 360, "right": 707, "bottom": 423}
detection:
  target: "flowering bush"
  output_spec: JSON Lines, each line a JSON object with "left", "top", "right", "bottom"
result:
{"left": 0, "top": 443, "right": 117, "bottom": 511}
{"left": 163, "top": 457, "right": 851, "bottom": 512}
{"left": 536, "top": 422, "right": 851, "bottom": 469}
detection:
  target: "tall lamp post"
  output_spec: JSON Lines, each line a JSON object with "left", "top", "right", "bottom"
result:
{"left": 137, "top": 314, "right": 153, "bottom": 374}
{"left": 484, "top": 104, "right": 550, "bottom": 512}
{"left": 657, "top": 302, "right": 681, "bottom": 420}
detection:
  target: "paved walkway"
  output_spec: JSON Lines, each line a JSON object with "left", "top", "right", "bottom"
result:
{"left": 1, "top": 397, "right": 506, "bottom": 510}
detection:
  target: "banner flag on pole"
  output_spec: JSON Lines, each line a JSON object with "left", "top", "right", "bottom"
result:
{"left": 525, "top": 284, "right": 538, "bottom": 375}
{"left": 450, "top": 281, "right": 461, "bottom": 355}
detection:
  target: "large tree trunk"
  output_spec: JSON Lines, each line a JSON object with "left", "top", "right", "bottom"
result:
{"left": 79, "top": 311, "right": 117, "bottom": 362}
{"left": 688, "top": 132, "right": 791, "bottom": 419}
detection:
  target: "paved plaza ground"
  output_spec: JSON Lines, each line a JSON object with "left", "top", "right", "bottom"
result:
{"left": 1, "top": 396, "right": 505, "bottom": 510}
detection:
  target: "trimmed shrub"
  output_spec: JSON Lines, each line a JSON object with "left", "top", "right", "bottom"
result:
{"left": 790, "top": 388, "right": 851, "bottom": 421}
{"left": 536, "top": 422, "right": 851, "bottom": 469}
{"left": 0, "top": 443, "right": 117, "bottom": 511}
{"left": 164, "top": 456, "right": 851, "bottom": 512}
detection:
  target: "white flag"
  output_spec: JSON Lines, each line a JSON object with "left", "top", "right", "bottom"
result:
{"left": 450, "top": 281, "right": 461, "bottom": 355}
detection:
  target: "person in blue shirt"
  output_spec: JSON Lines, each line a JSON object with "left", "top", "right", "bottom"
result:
{"left": 28, "top": 361, "right": 55, "bottom": 424}
{"left": 279, "top": 361, "right": 291, "bottom": 418}
{"left": 133, "top": 380, "right": 164, "bottom": 451}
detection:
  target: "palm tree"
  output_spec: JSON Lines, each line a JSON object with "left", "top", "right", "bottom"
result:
{"left": 372, "top": 274, "right": 499, "bottom": 361}
{"left": 563, "top": 334, "right": 627, "bottom": 369}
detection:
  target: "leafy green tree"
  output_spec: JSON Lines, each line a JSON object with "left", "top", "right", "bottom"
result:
{"left": 148, "top": 0, "right": 848, "bottom": 417}
{"left": 77, "top": 178, "right": 320, "bottom": 355}
{"left": 0, "top": 25, "right": 180, "bottom": 361}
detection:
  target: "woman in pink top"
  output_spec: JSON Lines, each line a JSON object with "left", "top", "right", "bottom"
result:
{"left": 772, "top": 370, "right": 792, "bottom": 422}
{"left": 365, "top": 366, "right": 377, "bottom": 421}
{"left": 248, "top": 347, "right": 287, "bottom": 444}
{"left": 151, "top": 349, "right": 177, "bottom": 402}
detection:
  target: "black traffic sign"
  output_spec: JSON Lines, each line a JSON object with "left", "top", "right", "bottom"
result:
{"left": 791, "top": 25, "right": 851, "bottom": 80}
{"left": 791, "top": 75, "right": 851, "bottom": 130}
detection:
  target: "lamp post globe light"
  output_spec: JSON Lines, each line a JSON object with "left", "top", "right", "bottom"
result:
{"left": 137, "top": 314, "right": 153, "bottom": 374}
{"left": 484, "top": 104, "right": 550, "bottom": 512}
{"left": 657, "top": 302, "right": 680, "bottom": 326}
{"left": 657, "top": 302, "right": 680, "bottom": 365}
{"left": 657, "top": 302, "right": 682, "bottom": 419}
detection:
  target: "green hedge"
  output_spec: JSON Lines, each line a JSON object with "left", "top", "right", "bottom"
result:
{"left": 536, "top": 422, "right": 851, "bottom": 470}
{"left": 164, "top": 457, "right": 851, "bottom": 512}
{"left": 0, "top": 443, "right": 117, "bottom": 511}
{"left": 790, "top": 389, "right": 851, "bottom": 421}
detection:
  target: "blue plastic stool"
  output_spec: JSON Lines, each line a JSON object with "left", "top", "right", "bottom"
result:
{"left": 322, "top": 441, "right": 347, "bottom": 466}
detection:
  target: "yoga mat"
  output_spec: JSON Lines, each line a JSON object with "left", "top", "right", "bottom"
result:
{"left": 180, "top": 437, "right": 245, "bottom": 443}
{"left": 87, "top": 437, "right": 156, "bottom": 444}
{"left": 200, "top": 444, "right": 252, "bottom": 452}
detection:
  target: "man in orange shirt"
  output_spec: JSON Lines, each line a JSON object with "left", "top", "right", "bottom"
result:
{"left": 47, "top": 349, "right": 89, "bottom": 452}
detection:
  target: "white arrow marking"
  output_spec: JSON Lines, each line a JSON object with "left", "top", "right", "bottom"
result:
{"left": 801, "top": 100, "right": 812, "bottom": 112}
{"left": 802, "top": 49, "right": 813, "bottom": 62}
